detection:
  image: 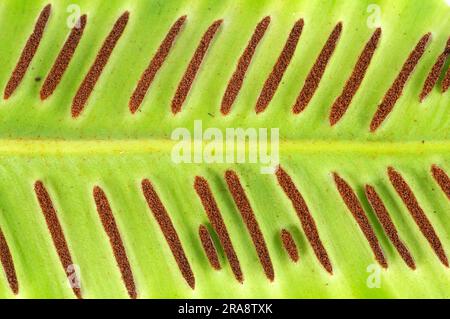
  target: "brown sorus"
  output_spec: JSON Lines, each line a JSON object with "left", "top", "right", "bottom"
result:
{"left": 141, "top": 179, "right": 195, "bottom": 289}
{"left": 442, "top": 66, "right": 450, "bottom": 93}
{"left": 255, "top": 19, "right": 304, "bottom": 114}
{"left": 198, "top": 225, "right": 221, "bottom": 270}
{"left": 370, "top": 33, "right": 431, "bottom": 132}
{"left": 0, "top": 228, "right": 18, "bottom": 294}
{"left": 388, "top": 167, "right": 449, "bottom": 267}
{"left": 329, "top": 28, "right": 381, "bottom": 125}
{"left": 194, "top": 176, "right": 244, "bottom": 282}
{"left": 4, "top": 4, "right": 51, "bottom": 99}
{"left": 93, "top": 186, "right": 137, "bottom": 298}
{"left": 365, "top": 185, "right": 415, "bottom": 269}
{"left": 172, "top": 20, "right": 222, "bottom": 114}
{"left": 419, "top": 37, "right": 450, "bottom": 101}
{"left": 431, "top": 165, "right": 450, "bottom": 200}
{"left": 40, "top": 15, "right": 88, "bottom": 100}
{"left": 129, "top": 15, "right": 187, "bottom": 113}
{"left": 293, "top": 22, "right": 343, "bottom": 114}
{"left": 333, "top": 173, "right": 387, "bottom": 268}
{"left": 221, "top": 16, "right": 271, "bottom": 115}
{"left": 225, "top": 170, "right": 274, "bottom": 281}
{"left": 34, "top": 181, "right": 82, "bottom": 299}
{"left": 72, "top": 11, "right": 129, "bottom": 118}
{"left": 280, "top": 229, "right": 299, "bottom": 263}
{"left": 276, "top": 167, "right": 333, "bottom": 273}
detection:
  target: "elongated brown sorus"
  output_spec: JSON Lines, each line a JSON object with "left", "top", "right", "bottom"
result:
{"left": 194, "top": 176, "right": 243, "bottom": 282}
{"left": 141, "top": 179, "right": 195, "bottom": 289}
{"left": 171, "top": 20, "right": 222, "bottom": 114}
{"left": 93, "top": 186, "right": 137, "bottom": 298}
{"left": 275, "top": 167, "right": 332, "bottom": 273}
{"left": 129, "top": 15, "right": 187, "bottom": 113}
{"left": 4, "top": 4, "right": 51, "bottom": 99}
{"left": 329, "top": 28, "right": 381, "bottom": 125}
{"left": 34, "top": 181, "right": 82, "bottom": 299}
{"left": 365, "top": 185, "right": 415, "bottom": 269}
{"left": 71, "top": 11, "right": 129, "bottom": 118}
{"left": 370, "top": 33, "right": 431, "bottom": 132}
{"left": 332, "top": 173, "right": 387, "bottom": 268}
{"left": 255, "top": 19, "right": 304, "bottom": 113}
{"left": 221, "top": 16, "right": 271, "bottom": 115}
{"left": 198, "top": 225, "right": 221, "bottom": 270}
{"left": 431, "top": 165, "right": 450, "bottom": 200}
{"left": 0, "top": 228, "right": 18, "bottom": 294}
{"left": 292, "top": 22, "right": 343, "bottom": 114}
{"left": 443, "top": 66, "right": 450, "bottom": 93}
{"left": 388, "top": 167, "right": 449, "bottom": 267}
{"left": 225, "top": 170, "right": 274, "bottom": 281}
{"left": 280, "top": 229, "right": 299, "bottom": 263}
{"left": 40, "top": 14, "right": 88, "bottom": 100}
{"left": 419, "top": 37, "right": 450, "bottom": 101}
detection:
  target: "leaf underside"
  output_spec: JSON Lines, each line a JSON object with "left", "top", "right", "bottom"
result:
{"left": 0, "top": 0, "right": 448, "bottom": 298}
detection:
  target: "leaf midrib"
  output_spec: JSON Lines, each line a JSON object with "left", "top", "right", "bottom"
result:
{"left": 0, "top": 139, "right": 448, "bottom": 155}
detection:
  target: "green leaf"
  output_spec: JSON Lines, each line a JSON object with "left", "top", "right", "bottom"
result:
{"left": 0, "top": 0, "right": 448, "bottom": 298}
